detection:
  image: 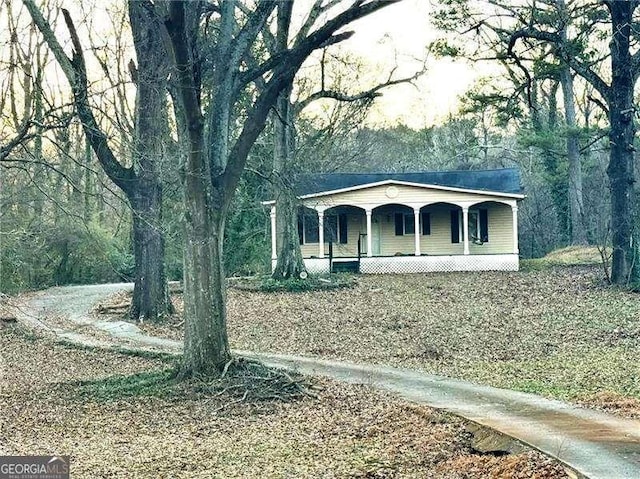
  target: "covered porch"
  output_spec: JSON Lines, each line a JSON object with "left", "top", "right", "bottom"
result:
{"left": 269, "top": 199, "right": 521, "bottom": 274}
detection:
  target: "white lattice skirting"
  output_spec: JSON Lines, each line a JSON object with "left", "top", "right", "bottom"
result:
{"left": 285, "top": 254, "right": 519, "bottom": 275}
{"left": 360, "top": 254, "right": 519, "bottom": 273}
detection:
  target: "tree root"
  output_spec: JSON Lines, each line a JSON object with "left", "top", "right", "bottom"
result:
{"left": 192, "top": 357, "right": 316, "bottom": 412}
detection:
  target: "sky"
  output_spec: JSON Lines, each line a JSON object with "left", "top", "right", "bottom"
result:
{"left": 332, "top": 0, "right": 490, "bottom": 128}
{"left": 4, "top": 0, "right": 490, "bottom": 131}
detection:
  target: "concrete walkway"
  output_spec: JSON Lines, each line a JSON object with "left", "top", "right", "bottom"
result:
{"left": 9, "top": 283, "right": 640, "bottom": 479}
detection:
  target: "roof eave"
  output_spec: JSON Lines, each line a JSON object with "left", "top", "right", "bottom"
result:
{"left": 261, "top": 179, "right": 525, "bottom": 205}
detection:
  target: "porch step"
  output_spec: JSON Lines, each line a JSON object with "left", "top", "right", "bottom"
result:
{"left": 331, "top": 261, "right": 359, "bottom": 273}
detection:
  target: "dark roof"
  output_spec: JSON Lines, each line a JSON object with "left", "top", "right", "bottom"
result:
{"left": 294, "top": 168, "right": 523, "bottom": 196}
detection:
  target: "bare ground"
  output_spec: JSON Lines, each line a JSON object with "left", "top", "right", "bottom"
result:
{"left": 102, "top": 265, "right": 640, "bottom": 418}
{"left": 0, "top": 326, "right": 568, "bottom": 478}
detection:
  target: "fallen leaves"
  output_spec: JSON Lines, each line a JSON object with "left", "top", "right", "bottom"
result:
{"left": 0, "top": 328, "right": 570, "bottom": 478}
{"left": 96, "top": 265, "right": 640, "bottom": 416}
{"left": 230, "top": 267, "right": 635, "bottom": 410}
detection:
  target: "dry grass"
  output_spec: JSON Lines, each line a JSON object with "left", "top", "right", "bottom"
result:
{"left": 0, "top": 326, "right": 568, "bottom": 478}
{"left": 537, "top": 245, "right": 604, "bottom": 265}
{"left": 577, "top": 391, "right": 640, "bottom": 418}
{"left": 234, "top": 266, "right": 640, "bottom": 410}
{"left": 105, "top": 264, "right": 640, "bottom": 417}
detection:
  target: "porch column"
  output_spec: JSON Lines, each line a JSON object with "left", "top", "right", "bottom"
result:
{"left": 462, "top": 207, "right": 470, "bottom": 255}
{"left": 366, "top": 209, "right": 373, "bottom": 257}
{"left": 512, "top": 205, "right": 519, "bottom": 254}
{"left": 270, "top": 206, "right": 277, "bottom": 260}
{"left": 414, "top": 208, "right": 421, "bottom": 256}
{"left": 318, "top": 210, "right": 325, "bottom": 258}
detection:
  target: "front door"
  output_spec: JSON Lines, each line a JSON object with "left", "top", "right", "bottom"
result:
{"left": 372, "top": 218, "right": 381, "bottom": 256}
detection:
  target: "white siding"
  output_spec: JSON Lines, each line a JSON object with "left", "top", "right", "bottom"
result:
{"left": 420, "top": 204, "right": 463, "bottom": 255}
{"left": 291, "top": 183, "right": 518, "bottom": 259}
{"left": 469, "top": 203, "right": 513, "bottom": 254}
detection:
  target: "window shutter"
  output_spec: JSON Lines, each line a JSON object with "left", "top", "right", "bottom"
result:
{"left": 450, "top": 210, "right": 460, "bottom": 243}
{"left": 297, "top": 216, "right": 304, "bottom": 244}
{"left": 405, "top": 213, "right": 415, "bottom": 234}
{"left": 422, "top": 212, "right": 431, "bottom": 235}
{"left": 339, "top": 214, "right": 348, "bottom": 244}
{"left": 395, "top": 213, "right": 404, "bottom": 236}
{"left": 480, "top": 209, "right": 489, "bottom": 242}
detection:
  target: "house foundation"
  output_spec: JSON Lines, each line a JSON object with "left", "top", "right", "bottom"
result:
{"left": 272, "top": 254, "right": 519, "bottom": 275}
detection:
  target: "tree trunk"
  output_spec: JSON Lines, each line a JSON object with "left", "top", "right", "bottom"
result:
{"left": 559, "top": 66, "right": 587, "bottom": 245}
{"left": 128, "top": 1, "right": 174, "bottom": 320}
{"left": 180, "top": 144, "right": 231, "bottom": 376}
{"left": 554, "top": 0, "right": 587, "bottom": 245}
{"left": 607, "top": 2, "right": 636, "bottom": 284}
{"left": 272, "top": 87, "right": 306, "bottom": 280}
{"left": 83, "top": 138, "right": 93, "bottom": 223}
{"left": 32, "top": 69, "right": 45, "bottom": 217}
{"left": 271, "top": 1, "right": 306, "bottom": 280}
{"left": 129, "top": 188, "right": 174, "bottom": 321}
{"left": 534, "top": 80, "right": 569, "bottom": 242}
{"left": 273, "top": 189, "right": 306, "bottom": 279}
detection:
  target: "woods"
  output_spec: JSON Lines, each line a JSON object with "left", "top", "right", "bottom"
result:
{"left": 432, "top": 0, "right": 640, "bottom": 283}
{"left": 2, "top": 0, "right": 640, "bottom": 376}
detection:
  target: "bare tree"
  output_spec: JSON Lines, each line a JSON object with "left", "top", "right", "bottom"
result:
{"left": 432, "top": 0, "right": 590, "bottom": 245}
{"left": 556, "top": 0, "right": 586, "bottom": 245}
{"left": 433, "top": 0, "right": 638, "bottom": 283}
{"left": 272, "top": 70, "right": 423, "bottom": 278}
{"left": 507, "top": 1, "right": 640, "bottom": 283}
{"left": 24, "top": 0, "right": 175, "bottom": 320}
{"left": 164, "top": 0, "right": 401, "bottom": 376}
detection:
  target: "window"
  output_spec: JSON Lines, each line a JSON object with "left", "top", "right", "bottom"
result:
{"left": 468, "top": 209, "right": 489, "bottom": 243}
{"left": 297, "top": 212, "right": 348, "bottom": 245}
{"left": 339, "top": 214, "right": 348, "bottom": 244}
{"left": 480, "top": 209, "right": 489, "bottom": 242}
{"left": 468, "top": 210, "right": 480, "bottom": 241}
{"left": 421, "top": 212, "right": 431, "bottom": 235}
{"left": 394, "top": 213, "right": 415, "bottom": 236}
{"left": 298, "top": 213, "right": 319, "bottom": 244}
{"left": 451, "top": 208, "right": 489, "bottom": 244}
{"left": 324, "top": 213, "right": 348, "bottom": 244}
{"left": 451, "top": 210, "right": 460, "bottom": 243}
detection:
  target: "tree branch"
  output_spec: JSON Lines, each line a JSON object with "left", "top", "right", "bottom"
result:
{"left": 164, "top": 1, "right": 204, "bottom": 142}
{"left": 296, "top": 68, "right": 423, "bottom": 113}
{"left": 23, "top": 0, "right": 136, "bottom": 195}
{"left": 221, "top": 0, "right": 401, "bottom": 206}
{"left": 508, "top": 26, "right": 610, "bottom": 99}
{"left": 234, "top": 1, "right": 394, "bottom": 92}
{"left": 228, "top": 0, "right": 277, "bottom": 71}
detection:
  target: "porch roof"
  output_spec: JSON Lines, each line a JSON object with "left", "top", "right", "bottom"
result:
{"left": 262, "top": 168, "right": 524, "bottom": 206}
{"left": 294, "top": 168, "right": 522, "bottom": 196}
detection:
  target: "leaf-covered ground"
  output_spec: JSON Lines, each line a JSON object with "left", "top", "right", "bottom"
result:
{"left": 133, "top": 265, "right": 640, "bottom": 417}
{"left": 0, "top": 326, "right": 568, "bottom": 478}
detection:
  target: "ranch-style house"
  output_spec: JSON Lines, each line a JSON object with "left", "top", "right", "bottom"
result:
{"left": 264, "top": 168, "right": 525, "bottom": 274}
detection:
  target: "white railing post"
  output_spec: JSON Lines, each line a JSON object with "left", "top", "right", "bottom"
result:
{"left": 366, "top": 209, "right": 373, "bottom": 257}
{"left": 512, "top": 205, "right": 519, "bottom": 254}
{"left": 318, "top": 210, "right": 324, "bottom": 258}
{"left": 462, "top": 207, "right": 470, "bottom": 255}
{"left": 414, "top": 208, "right": 421, "bottom": 256}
